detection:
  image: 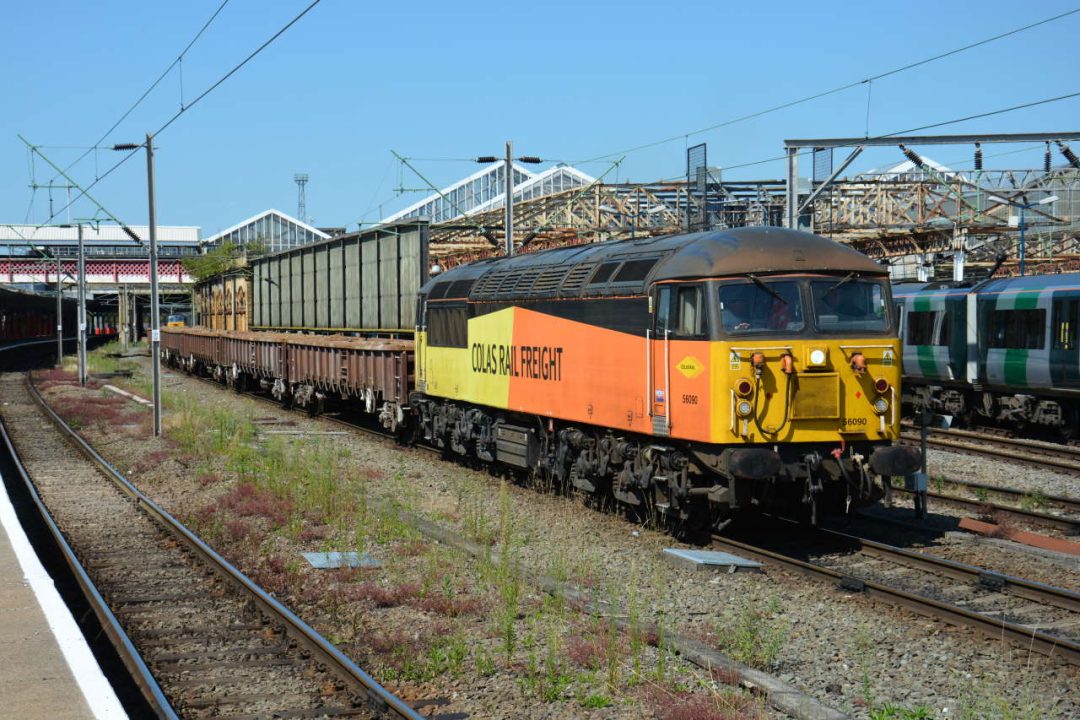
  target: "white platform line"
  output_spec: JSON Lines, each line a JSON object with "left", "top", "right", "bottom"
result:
{"left": 0, "top": 471, "right": 127, "bottom": 718}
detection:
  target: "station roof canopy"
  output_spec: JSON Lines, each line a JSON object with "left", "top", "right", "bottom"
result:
{"left": 383, "top": 163, "right": 596, "bottom": 225}
{"left": 201, "top": 209, "right": 330, "bottom": 254}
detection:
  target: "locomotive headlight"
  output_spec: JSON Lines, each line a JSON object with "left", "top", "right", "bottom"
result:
{"left": 808, "top": 348, "right": 827, "bottom": 367}
{"left": 873, "top": 397, "right": 889, "bottom": 414}
{"left": 736, "top": 399, "right": 753, "bottom": 417}
{"left": 734, "top": 378, "right": 754, "bottom": 397}
{"left": 874, "top": 377, "right": 890, "bottom": 394}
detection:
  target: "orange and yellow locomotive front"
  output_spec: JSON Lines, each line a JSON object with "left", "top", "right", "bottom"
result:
{"left": 418, "top": 276, "right": 905, "bottom": 461}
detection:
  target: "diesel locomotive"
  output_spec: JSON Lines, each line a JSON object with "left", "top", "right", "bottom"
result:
{"left": 164, "top": 227, "right": 919, "bottom": 533}
{"left": 896, "top": 272, "right": 1080, "bottom": 437}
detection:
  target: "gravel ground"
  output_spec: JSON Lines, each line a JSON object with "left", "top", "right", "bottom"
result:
{"left": 34, "top": 350, "right": 1080, "bottom": 719}
{"left": 34, "top": 356, "right": 789, "bottom": 720}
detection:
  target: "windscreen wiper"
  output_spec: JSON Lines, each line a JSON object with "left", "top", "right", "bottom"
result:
{"left": 823, "top": 272, "right": 855, "bottom": 297}
{"left": 745, "top": 274, "right": 786, "bottom": 304}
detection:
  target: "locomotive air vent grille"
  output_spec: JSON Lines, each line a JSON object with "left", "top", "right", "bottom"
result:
{"left": 495, "top": 270, "right": 524, "bottom": 296}
{"left": 559, "top": 264, "right": 596, "bottom": 296}
{"left": 473, "top": 269, "right": 511, "bottom": 298}
{"left": 446, "top": 279, "right": 476, "bottom": 299}
{"left": 531, "top": 266, "right": 566, "bottom": 294}
{"left": 613, "top": 258, "right": 658, "bottom": 283}
{"left": 589, "top": 262, "right": 621, "bottom": 285}
{"left": 505, "top": 268, "right": 542, "bottom": 298}
{"left": 428, "top": 281, "right": 452, "bottom": 299}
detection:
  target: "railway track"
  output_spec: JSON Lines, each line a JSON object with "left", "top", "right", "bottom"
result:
{"left": 901, "top": 425, "right": 1080, "bottom": 475}
{"left": 898, "top": 426, "right": 1080, "bottom": 533}
{"left": 135, "top": 366, "right": 1080, "bottom": 665}
{"left": 0, "top": 372, "right": 423, "bottom": 720}
{"left": 889, "top": 484, "right": 1080, "bottom": 534}
{"left": 712, "top": 522, "right": 1080, "bottom": 666}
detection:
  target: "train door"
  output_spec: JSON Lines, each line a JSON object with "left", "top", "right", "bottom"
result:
{"left": 651, "top": 283, "right": 705, "bottom": 437}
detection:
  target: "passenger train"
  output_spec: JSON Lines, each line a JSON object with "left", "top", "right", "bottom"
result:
{"left": 896, "top": 273, "right": 1080, "bottom": 437}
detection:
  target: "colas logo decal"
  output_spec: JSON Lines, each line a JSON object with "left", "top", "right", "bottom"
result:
{"left": 676, "top": 356, "right": 704, "bottom": 379}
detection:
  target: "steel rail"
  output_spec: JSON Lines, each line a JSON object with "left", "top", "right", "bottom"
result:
{"left": 918, "top": 476, "right": 1080, "bottom": 515}
{"left": 0, "top": 397, "right": 177, "bottom": 718}
{"left": 25, "top": 373, "right": 425, "bottom": 720}
{"left": 710, "top": 529, "right": 1080, "bottom": 666}
{"left": 889, "top": 485, "right": 1080, "bottom": 533}
{"left": 901, "top": 427, "right": 1080, "bottom": 474}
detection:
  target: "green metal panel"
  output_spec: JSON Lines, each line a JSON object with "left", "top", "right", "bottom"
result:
{"left": 361, "top": 236, "right": 379, "bottom": 327}
{"left": 398, "top": 225, "right": 423, "bottom": 328}
{"left": 328, "top": 238, "right": 345, "bottom": 329}
{"left": 290, "top": 253, "right": 304, "bottom": 326}
{"left": 278, "top": 255, "right": 291, "bottom": 325}
{"left": 313, "top": 245, "right": 328, "bottom": 327}
{"left": 345, "top": 235, "right": 361, "bottom": 327}
{"left": 252, "top": 262, "right": 264, "bottom": 326}
{"left": 379, "top": 231, "right": 400, "bottom": 329}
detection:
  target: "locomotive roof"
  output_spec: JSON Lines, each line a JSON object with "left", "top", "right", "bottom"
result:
{"left": 424, "top": 227, "right": 885, "bottom": 301}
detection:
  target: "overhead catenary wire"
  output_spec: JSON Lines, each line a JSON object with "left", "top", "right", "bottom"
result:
{"left": 43, "top": 0, "right": 233, "bottom": 189}
{"left": 40, "top": 0, "right": 323, "bottom": 228}
{"left": 572, "top": 7, "right": 1080, "bottom": 164}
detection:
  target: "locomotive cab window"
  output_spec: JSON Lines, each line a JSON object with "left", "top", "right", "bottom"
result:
{"left": 718, "top": 279, "right": 804, "bottom": 334}
{"left": 810, "top": 278, "right": 889, "bottom": 333}
{"left": 655, "top": 284, "right": 707, "bottom": 338}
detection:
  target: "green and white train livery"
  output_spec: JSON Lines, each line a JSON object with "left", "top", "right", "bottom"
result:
{"left": 895, "top": 274, "right": 1080, "bottom": 435}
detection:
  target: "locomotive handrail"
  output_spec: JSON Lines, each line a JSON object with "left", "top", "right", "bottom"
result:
{"left": 728, "top": 345, "right": 794, "bottom": 353}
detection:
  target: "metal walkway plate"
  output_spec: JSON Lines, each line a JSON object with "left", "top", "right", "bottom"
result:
{"left": 662, "top": 548, "right": 762, "bottom": 572}
{"left": 302, "top": 552, "right": 380, "bottom": 569}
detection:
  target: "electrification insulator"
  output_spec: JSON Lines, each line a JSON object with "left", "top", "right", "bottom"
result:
{"left": 1057, "top": 141, "right": 1080, "bottom": 170}
{"left": 1045, "top": 142, "right": 1052, "bottom": 173}
{"left": 974, "top": 143, "right": 983, "bottom": 171}
{"left": 900, "top": 144, "right": 924, "bottom": 168}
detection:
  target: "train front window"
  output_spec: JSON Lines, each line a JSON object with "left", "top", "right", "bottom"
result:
{"left": 810, "top": 278, "right": 889, "bottom": 333}
{"left": 718, "top": 280, "right": 804, "bottom": 334}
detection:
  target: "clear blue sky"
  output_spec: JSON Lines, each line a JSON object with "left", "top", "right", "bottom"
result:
{"left": 2, "top": 0, "right": 1078, "bottom": 236}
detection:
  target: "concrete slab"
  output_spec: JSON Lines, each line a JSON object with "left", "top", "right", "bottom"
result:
{"left": 662, "top": 548, "right": 763, "bottom": 573}
{"left": 0, "top": 470, "right": 126, "bottom": 718}
{"left": 302, "top": 551, "right": 380, "bottom": 569}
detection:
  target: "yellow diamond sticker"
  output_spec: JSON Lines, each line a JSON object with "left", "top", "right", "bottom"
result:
{"left": 676, "top": 355, "right": 705, "bottom": 379}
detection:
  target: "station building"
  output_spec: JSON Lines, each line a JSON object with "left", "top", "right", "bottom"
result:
{"left": 0, "top": 223, "right": 200, "bottom": 259}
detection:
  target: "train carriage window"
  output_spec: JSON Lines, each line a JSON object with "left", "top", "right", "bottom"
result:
{"left": 938, "top": 311, "right": 951, "bottom": 346}
{"left": 906, "top": 311, "right": 937, "bottom": 345}
{"left": 1052, "top": 299, "right": 1079, "bottom": 350}
{"left": 427, "top": 305, "right": 468, "bottom": 348}
{"left": 988, "top": 309, "right": 1045, "bottom": 349}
